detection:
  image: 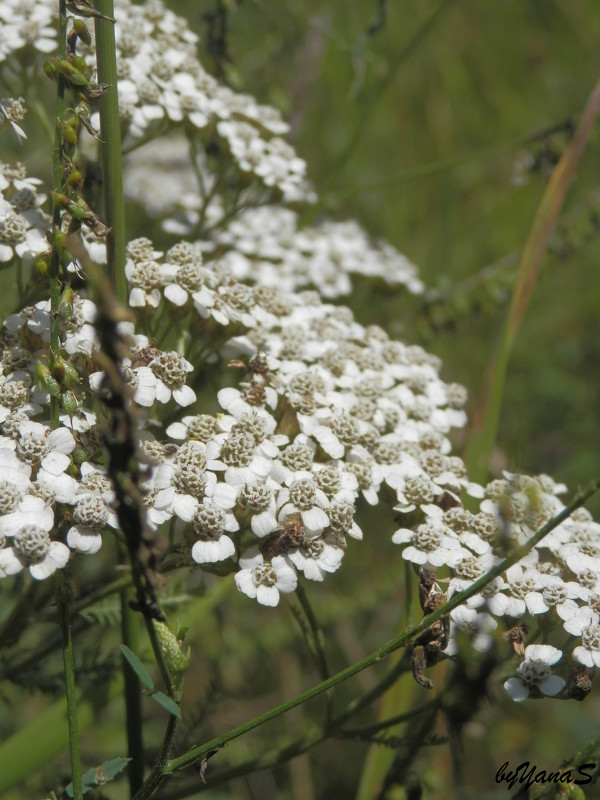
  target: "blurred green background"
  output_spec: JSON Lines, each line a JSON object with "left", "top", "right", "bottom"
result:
{"left": 163, "top": 1, "right": 600, "bottom": 797}
{"left": 170, "top": 0, "right": 600, "bottom": 513}
{"left": 2, "top": 1, "right": 600, "bottom": 798}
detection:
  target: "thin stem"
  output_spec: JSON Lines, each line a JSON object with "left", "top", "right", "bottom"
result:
{"left": 293, "top": 583, "right": 333, "bottom": 722}
{"left": 131, "top": 715, "right": 179, "bottom": 800}
{"left": 340, "top": 701, "right": 436, "bottom": 739}
{"left": 294, "top": 583, "right": 330, "bottom": 680}
{"left": 164, "top": 477, "right": 600, "bottom": 775}
{"left": 56, "top": 580, "right": 83, "bottom": 800}
{"left": 94, "top": 0, "right": 127, "bottom": 302}
{"left": 157, "top": 658, "right": 420, "bottom": 798}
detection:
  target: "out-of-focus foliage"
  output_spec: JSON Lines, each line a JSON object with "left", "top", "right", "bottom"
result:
{"left": 166, "top": 0, "right": 600, "bottom": 511}
{"left": 159, "top": 0, "right": 600, "bottom": 796}
{"left": 2, "top": 3, "right": 600, "bottom": 799}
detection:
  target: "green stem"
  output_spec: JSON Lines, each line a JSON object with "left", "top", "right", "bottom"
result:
{"left": 340, "top": 701, "right": 436, "bottom": 739}
{"left": 56, "top": 579, "right": 83, "bottom": 800}
{"left": 131, "top": 715, "right": 179, "bottom": 800}
{"left": 94, "top": 0, "right": 127, "bottom": 302}
{"left": 121, "top": 586, "right": 145, "bottom": 795}
{"left": 164, "top": 477, "right": 600, "bottom": 775}
{"left": 294, "top": 582, "right": 330, "bottom": 681}
{"left": 158, "top": 660, "right": 421, "bottom": 798}
{"left": 49, "top": 0, "right": 68, "bottom": 431}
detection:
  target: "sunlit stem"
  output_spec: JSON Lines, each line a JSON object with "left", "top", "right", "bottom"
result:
{"left": 94, "top": 0, "right": 127, "bottom": 301}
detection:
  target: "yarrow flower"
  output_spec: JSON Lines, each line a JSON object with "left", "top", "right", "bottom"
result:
{"left": 234, "top": 549, "right": 297, "bottom": 606}
{"left": 504, "top": 645, "right": 565, "bottom": 702}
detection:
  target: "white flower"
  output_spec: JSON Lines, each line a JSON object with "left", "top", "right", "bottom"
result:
{"left": 571, "top": 622, "right": 600, "bottom": 668}
{"left": 523, "top": 575, "right": 584, "bottom": 620}
{"left": 66, "top": 493, "right": 114, "bottom": 555}
{"left": 165, "top": 413, "right": 217, "bottom": 442}
{"left": 153, "top": 458, "right": 237, "bottom": 523}
{"left": 392, "top": 520, "right": 467, "bottom": 568}
{"left": 287, "top": 534, "right": 344, "bottom": 582}
{"left": 234, "top": 549, "right": 297, "bottom": 606}
{"left": 0, "top": 447, "right": 31, "bottom": 489}
{"left": 238, "top": 479, "right": 279, "bottom": 537}
{"left": 277, "top": 473, "right": 330, "bottom": 534}
{"left": 36, "top": 451, "right": 78, "bottom": 504}
{"left": 0, "top": 203, "right": 48, "bottom": 263}
{"left": 0, "top": 97, "right": 27, "bottom": 143}
{"left": 0, "top": 494, "right": 53, "bottom": 536}
{"left": 190, "top": 500, "right": 239, "bottom": 564}
{"left": 444, "top": 607, "right": 497, "bottom": 656}
{"left": 0, "top": 525, "right": 69, "bottom": 580}
{"left": 492, "top": 563, "right": 545, "bottom": 619}
{"left": 346, "top": 446, "right": 384, "bottom": 505}
{"left": 504, "top": 645, "right": 565, "bottom": 701}
{"left": 210, "top": 429, "right": 273, "bottom": 487}
{"left": 147, "top": 351, "right": 196, "bottom": 407}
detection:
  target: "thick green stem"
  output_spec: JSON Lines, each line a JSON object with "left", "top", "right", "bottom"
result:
{"left": 164, "top": 477, "right": 600, "bottom": 776}
{"left": 121, "top": 587, "right": 145, "bottom": 794}
{"left": 94, "top": 0, "right": 127, "bottom": 302}
{"left": 49, "top": 0, "right": 68, "bottom": 430}
{"left": 56, "top": 580, "right": 83, "bottom": 800}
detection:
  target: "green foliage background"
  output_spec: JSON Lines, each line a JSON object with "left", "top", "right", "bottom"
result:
{"left": 2, "top": 1, "right": 600, "bottom": 798}
{"left": 170, "top": 0, "right": 600, "bottom": 512}
{"left": 162, "top": 0, "right": 600, "bottom": 796}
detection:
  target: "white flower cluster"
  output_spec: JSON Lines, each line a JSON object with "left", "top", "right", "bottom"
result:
{"left": 1, "top": 0, "right": 597, "bottom": 705}
{"left": 112, "top": 238, "right": 600, "bottom": 693}
{"left": 0, "top": 161, "right": 49, "bottom": 264}
{"left": 1, "top": 227, "right": 599, "bottom": 699}
{"left": 106, "top": 0, "right": 310, "bottom": 201}
{"left": 1, "top": 0, "right": 311, "bottom": 201}
{"left": 113, "top": 241, "right": 467, "bottom": 608}
{"left": 211, "top": 206, "right": 425, "bottom": 297}
{"left": 0, "top": 1, "right": 56, "bottom": 62}
{"left": 122, "top": 137, "right": 423, "bottom": 299}
{"left": 394, "top": 470, "right": 600, "bottom": 698}
{"left": 0, "top": 281, "right": 200, "bottom": 579}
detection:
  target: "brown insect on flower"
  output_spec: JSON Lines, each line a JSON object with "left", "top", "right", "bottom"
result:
{"left": 411, "top": 566, "right": 449, "bottom": 689}
{"left": 259, "top": 512, "right": 306, "bottom": 561}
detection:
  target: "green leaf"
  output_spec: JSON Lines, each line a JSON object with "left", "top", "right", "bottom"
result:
{"left": 151, "top": 691, "right": 181, "bottom": 718}
{"left": 65, "top": 757, "right": 130, "bottom": 797}
{"left": 120, "top": 645, "right": 154, "bottom": 691}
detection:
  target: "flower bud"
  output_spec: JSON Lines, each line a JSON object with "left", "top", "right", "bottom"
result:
{"left": 152, "top": 621, "right": 190, "bottom": 679}
{"left": 58, "top": 287, "right": 75, "bottom": 321}
{"left": 54, "top": 357, "right": 80, "bottom": 387}
{"left": 72, "top": 19, "right": 92, "bottom": 45}
{"left": 62, "top": 124, "right": 79, "bottom": 146}
{"left": 72, "top": 446, "right": 89, "bottom": 466}
{"left": 35, "top": 256, "right": 49, "bottom": 276}
{"left": 61, "top": 389, "right": 79, "bottom": 417}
